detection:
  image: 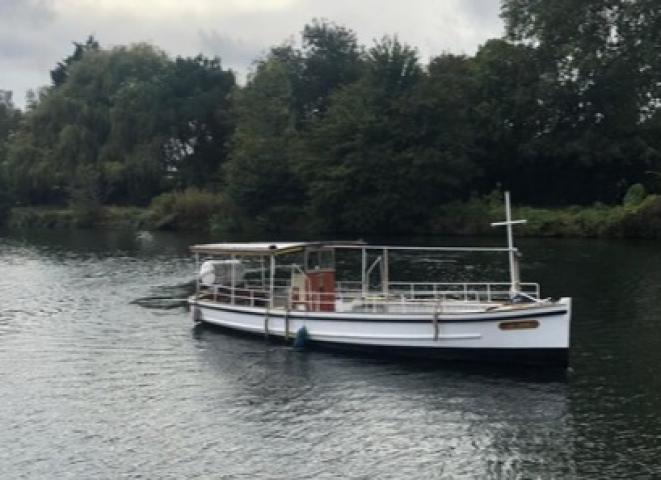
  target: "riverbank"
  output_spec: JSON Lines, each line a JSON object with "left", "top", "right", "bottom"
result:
{"left": 7, "top": 206, "right": 151, "bottom": 230}
{"left": 6, "top": 192, "right": 661, "bottom": 239}
{"left": 6, "top": 189, "right": 225, "bottom": 231}
{"left": 429, "top": 193, "right": 661, "bottom": 239}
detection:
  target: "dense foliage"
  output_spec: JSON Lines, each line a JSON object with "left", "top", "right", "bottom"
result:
{"left": 2, "top": 40, "right": 235, "bottom": 210}
{"left": 0, "top": 91, "right": 22, "bottom": 219}
{"left": 1, "top": 4, "right": 660, "bottom": 233}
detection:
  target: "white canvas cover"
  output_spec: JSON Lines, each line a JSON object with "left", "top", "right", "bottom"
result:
{"left": 199, "top": 260, "right": 245, "bottom": 285}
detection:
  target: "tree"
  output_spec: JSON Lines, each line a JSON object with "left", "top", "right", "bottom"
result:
{"left": 500, "top": 0, "right": 661, "bottom": 202}
{"left": 162, "top": 55, "right": 235, "bottom": 190}
{"left": 0, "top": 91, "right": 21, "bottom": 162}
{"left": 223, "top": 58, "right": 305, "bottom": 229}
{"left": 0, "top": 91, "right": 22, "bottom": 219}
{"left": 469, "top": 40, "right": 551, "bottom": 200}
{"left": 6, "top": 42, "right": 235, "bottom": 206}
{"left": 50, "top": 35, "right": 100, "bottom": 87}
{"left": 299, "top": 20, "right": 364, "bottom": 122}
{"left": 300, "top": 37, "right": 475, "bottom": 233}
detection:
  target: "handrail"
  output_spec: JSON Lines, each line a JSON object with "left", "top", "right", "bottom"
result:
{"left": 332, "top": 245, "right": 516, "bottom": 253}
{"left": 197, "top": 278, "right": 541, "bottom": 313}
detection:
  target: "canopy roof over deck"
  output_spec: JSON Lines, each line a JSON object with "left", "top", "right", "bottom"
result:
{"left": 190, "top": 241, "right": 518, "bottom": 256}
{"left": 190, "top": 241, "right": 366, "bottom": 256}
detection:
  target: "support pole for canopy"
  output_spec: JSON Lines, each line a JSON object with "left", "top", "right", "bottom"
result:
{"left": 260, "top": 256, "right": 266, "bottom": 289}
{"left": 195, "top": 253, "right": 200, "bottom": 296}
{"left": 230, "top": 254, "right": 236, "bottom": 305}
{"left": 361, "top": 248, "right": 367, "bottom": 298}
{"left": 269, "top": 254, "right": 276, "bottom": 309}
{"left": 382, "top": 248, "right": 389, "bottom": 297}
{"left": 491, "top": 191, "right": 527, "bottom": 296}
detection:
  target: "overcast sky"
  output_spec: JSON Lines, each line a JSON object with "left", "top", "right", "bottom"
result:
{"left": 0, "top": 0, "right": 503, "bottom": 108}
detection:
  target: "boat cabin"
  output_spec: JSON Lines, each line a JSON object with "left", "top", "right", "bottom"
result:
{"left": 190, "top": 241, "right": 541, "bottom": 315}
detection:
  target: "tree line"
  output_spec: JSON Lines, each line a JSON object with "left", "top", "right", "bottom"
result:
{"left": 1, "top": 0, "right": 660, "bottom": 233}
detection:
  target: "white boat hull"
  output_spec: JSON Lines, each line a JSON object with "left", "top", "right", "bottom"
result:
{"left": 189, "top": 297, "right": 571, "bottom": 366}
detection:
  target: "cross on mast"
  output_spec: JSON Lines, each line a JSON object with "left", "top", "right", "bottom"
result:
{"left": 490, "top": 191, "right": 527, "bottom": 296}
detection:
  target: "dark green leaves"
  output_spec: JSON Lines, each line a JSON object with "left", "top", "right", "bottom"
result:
{"left": 1, "top": 11, "right": 660, "bottom": 233}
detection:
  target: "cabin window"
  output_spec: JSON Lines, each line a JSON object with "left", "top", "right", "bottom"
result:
{"left": 306, "top": 248, "right": 334, "bottom": 271}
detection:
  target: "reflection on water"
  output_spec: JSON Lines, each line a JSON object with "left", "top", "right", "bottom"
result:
{"left": 192, "top": 326, "right": 574, "bottom": 479}
{"left": 0, "top": 229, "right": 660, "bottom": 478}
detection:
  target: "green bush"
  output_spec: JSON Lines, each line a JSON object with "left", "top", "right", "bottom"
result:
{"left": 618, "top": 195, "right": 661, "bottom": 238}
{"left": 0, "top": 190, "right": 12, "bottom": 226}
{"left": 8, "top": 207, "right": 76, "bottom": 229}
{"left": 97, "top": 206, "right": 150, "bottom": 229}
{"left": 7, "top": 206, "right": 150, "bottom": 229}
{"left": 428, "top": 193, "right": 639, "bottom": 238}
{"left": 69, "top": 199, "right": 101, "bottom": 228}
{"left": 428, "top": 191, "right": 504, "bottom": 236}
{"left": 623, "top": 183, "right": 647, "bottom": 208}
{"left": 149, "top": 188, "right": 226, "bottom": 231}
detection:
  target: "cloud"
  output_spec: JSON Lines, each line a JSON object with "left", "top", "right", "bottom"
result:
{"left": 0, "top": 0, "right": 503, "bottom": 108}
{"left": 0, "top": 0, "right": 56, "bottom": 25}
{"left": 197, "top": 30, "right": 267, "bottom": 76}
{"left": 58, "top": 0, "right": 300, "bottom": 17}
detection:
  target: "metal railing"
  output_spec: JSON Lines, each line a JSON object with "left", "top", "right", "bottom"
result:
{"left": 387, "top": 281, "right": 539, "bottom": 303}
{"left": 198, "top": 284, "right": 271, "bottom": 308}
{"left": 196, "top": 280, "right": 541, "bottom": 314}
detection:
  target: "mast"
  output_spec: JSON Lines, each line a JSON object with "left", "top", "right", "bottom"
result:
{"left": 490, "top": 191, "right": 527, "bottom": 296}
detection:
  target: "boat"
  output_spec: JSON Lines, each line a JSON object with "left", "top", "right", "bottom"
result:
{"left": 188, "top": 192, "right": 571, "bottom": 366}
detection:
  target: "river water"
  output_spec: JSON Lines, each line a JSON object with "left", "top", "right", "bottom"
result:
{"left": 1, "top": 229, "right": 660, "bottom": 479}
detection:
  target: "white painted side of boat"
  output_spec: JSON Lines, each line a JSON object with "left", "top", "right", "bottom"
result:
{"left": 190, "top": 297, "right": 571, "bottom": 350}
